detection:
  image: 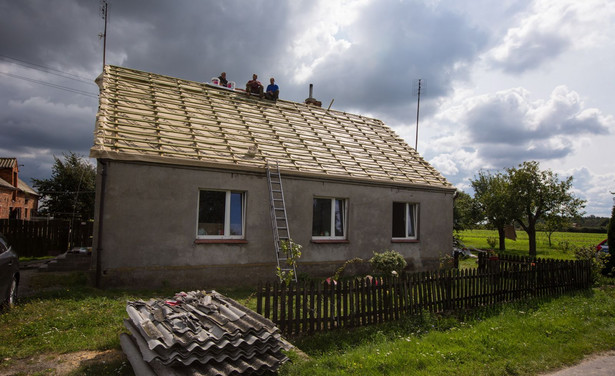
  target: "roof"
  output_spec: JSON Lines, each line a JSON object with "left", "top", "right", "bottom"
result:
{"left": 0, "top": 158, "right": 38, "bottom": 195}
{"left": 0, "top": 158, "right": 17, "bottom": 169}
{"left": 18, "top": 178, "right": 38, "bottom": 196}
{"left": 91, "top": 65, "right": 453, "bottom": 190}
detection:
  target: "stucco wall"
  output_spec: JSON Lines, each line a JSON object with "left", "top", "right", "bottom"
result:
{"left": 92, "top": 160, "right": 454, "bottom": 289}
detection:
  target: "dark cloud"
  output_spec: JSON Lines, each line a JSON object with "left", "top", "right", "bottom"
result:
{"left": 464, "top": 87, "right": 610, "bottom": 155}
{"left": 306, "top": 1, "right": 488, "bottom": 115}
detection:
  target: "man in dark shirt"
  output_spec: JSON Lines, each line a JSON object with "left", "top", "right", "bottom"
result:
{"left": 265, "top": 77, "right": 279, "bottom": 101}
{"left": 218, "top": 72, "right": 228, "bottom": 87}
{"left": 245, "top": 74, "right": 263, "bottom": 98}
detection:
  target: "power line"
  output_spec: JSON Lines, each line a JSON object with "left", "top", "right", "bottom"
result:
{"left": 0, "top": 54, "right": 96, "bottom": 85}
{"left": 0, "top": 71, "right": 99, "bottom": 99}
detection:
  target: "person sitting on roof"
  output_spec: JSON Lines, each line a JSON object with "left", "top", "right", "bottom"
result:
{"left": 218, "top": 72, "right": 228, "bottom": 87}
{"left": 264, "top": 77, "right": 279, "bottom": 101}
{"left": 245, "top": 74, "right": 263, "bottom": 98}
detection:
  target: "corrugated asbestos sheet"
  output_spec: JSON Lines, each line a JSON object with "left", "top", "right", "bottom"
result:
{"left": 121, "top": 290, "right": 291, "bottom": 376}
{"left": 91, "top": 65, "right": 453, "bottom": 189}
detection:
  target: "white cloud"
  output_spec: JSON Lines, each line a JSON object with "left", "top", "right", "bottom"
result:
{"left": 486, "top": 0, "right": 615, "bottom": 73}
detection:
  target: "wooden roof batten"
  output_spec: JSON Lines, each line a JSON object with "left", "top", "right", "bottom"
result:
{"left": 91, "top": 65, "right": 453, "bottom": 190}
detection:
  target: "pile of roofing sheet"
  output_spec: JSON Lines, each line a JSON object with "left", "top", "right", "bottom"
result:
{"left": 120, "top": 290, "right": 291, "bottom": 376}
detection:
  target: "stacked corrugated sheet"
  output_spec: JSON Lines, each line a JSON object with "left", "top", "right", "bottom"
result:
{"left": 120, "top": 290, "right": 291, "bottom": 376}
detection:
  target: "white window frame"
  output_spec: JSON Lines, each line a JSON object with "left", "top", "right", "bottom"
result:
{"left": 392, "top": 202, "right": 418, "bottom": 240}
{"left": 312, "top": 197, "right": 347, "bottom": 240}
{"left": 196, "top": 190, "right": 245, "bottom": 239}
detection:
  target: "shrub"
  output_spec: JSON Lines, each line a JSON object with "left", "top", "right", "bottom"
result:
{"left": 574, "top": 245, "right": 610, "bottom": 284}
{"left": 486, "top": 237, "right": 497, "bottom": 249}
{"left": 276, "top": 239, "right": 302, "bottom": 284}
{"left": 369, "top": 250, "right": 407, "bottom": 276}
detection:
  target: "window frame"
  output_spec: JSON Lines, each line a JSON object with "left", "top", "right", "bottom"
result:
{"left": 196, "top": 189, "right": 246, "bottom": 240}
{"left": 311, "top": 196, "right": 348, "bottom": 241}
{"left": 392, "top": 202, "right": 419, "bottom": 241}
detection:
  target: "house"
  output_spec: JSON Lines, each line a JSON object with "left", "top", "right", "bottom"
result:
{"left": 0, "top": 158, "right": 38, "bottom": 220}
{"left": 90, "top": 65, "right": 455, "bottom": 288}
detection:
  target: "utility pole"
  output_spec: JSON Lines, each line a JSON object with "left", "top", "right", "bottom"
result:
{"left": 415, "top": 79, "right": 421, "bottom": 151}
{"left": 100, "top": 1, "right": 108, "bottom": 71}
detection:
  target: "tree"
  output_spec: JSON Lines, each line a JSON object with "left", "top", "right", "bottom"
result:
{"left": 471, "top": 171, "right": 514, "bottom": 251}
{"left": 453, "top": 190, "right": 482, "bottom": 232}
{"left": 506, "top": 161, "right": 585, "bottom": 257}
{"left": 606, "top": 199, "right": 615, "bottom": 275}
{"left": 32, "top": 152, "right": 96, "bottom": 221}
{"left": 539, "top": 211, "right": 572, "bottom": 247}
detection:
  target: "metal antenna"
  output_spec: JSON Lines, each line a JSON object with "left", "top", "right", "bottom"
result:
{"left": 414, "top": 79, "right": 421, "bottom": 151}
{"left": 99, "top": 1, "right": 108, "bottom": 71}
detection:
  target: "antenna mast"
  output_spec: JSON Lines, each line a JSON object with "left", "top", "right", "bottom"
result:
{"left": 100, "top": 1, "right": 108, "bottom": 71}
{"left": 415, "top": 79, "right": 421, "bottom": 151}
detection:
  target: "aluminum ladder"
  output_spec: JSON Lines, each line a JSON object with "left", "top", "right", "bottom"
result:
{"left": 266, "top": 162, "right": 297, "bottom": 282}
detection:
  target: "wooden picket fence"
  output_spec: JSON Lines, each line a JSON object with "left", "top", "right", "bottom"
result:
{"left": 0, "top": 219, "right": 93, "bottom": 257}
{"left": 256, "top": 256, "right": 591, "bottom": 336}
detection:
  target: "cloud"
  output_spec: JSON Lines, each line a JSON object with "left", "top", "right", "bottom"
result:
{"left": 486, "top": 0, "right": 615, "bottom": 73}
{"left": 560, "top": 166, "right": 615, "bottom": 217}
{"left": 458, "top": 86, "right": 611, "bottom": 165}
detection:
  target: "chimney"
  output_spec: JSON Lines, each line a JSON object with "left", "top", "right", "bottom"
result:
{"left": 304, "top": 83, "right": 322, "bottom": 107}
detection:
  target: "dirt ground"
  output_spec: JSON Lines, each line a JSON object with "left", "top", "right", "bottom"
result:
{"left": 0, "top": 350, "right": 127, "bottom": 376}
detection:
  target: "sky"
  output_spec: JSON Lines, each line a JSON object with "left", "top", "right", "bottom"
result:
{"left": 1, "top": 0, "right": 614, "bottom": 216}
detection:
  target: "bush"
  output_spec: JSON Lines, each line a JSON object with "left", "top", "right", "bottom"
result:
{"left": 369, "top": 250, "right": 407, "bottom": 276}
{"left": 487, "top": 237, "right": 497, "bottom": 249}
{"left": 574, "top": 245, "right": 610, "bottom": 284}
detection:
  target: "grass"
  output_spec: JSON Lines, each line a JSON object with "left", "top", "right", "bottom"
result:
{"left": 1, "top": 230, "right": 612, "bottom": 375}
{"left": 281, "top": 287, "right": 615, "bottom": 375}
{"left": 458, "top": 229, "right": 605, "bottom": 260}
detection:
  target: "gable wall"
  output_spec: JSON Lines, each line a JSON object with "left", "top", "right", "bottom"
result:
{"left": 93, "top": 160, "right": 453, "bottom": 289}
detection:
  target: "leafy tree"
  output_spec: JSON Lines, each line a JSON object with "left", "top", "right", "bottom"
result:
{"left": 471, "top": 171, "right": 513, "bottom": 251}
{"left": 32, "top": 152, "right": 96, "bottom": 220}
{"left": 453, "top": 190, "right": 482, "bottom": 232}
{"left": 606, "top": 201, "right": 615, "bottom": 275}
{"left": 539, "top": 211, "right": 572, "bottom": 247}
{"left": 506, "top": 161, "right": 585, "bottom": 257}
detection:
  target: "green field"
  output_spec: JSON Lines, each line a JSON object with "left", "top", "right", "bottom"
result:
{"left": 458, "top": 229, "right": 606, "bottom": 260}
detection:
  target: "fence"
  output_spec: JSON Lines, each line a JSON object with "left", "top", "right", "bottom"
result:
{"left": 256, "top": 256, "right": 591, "bottom": 336}
{"left": 0, "top": 219, "right": 93, "bottom": 257}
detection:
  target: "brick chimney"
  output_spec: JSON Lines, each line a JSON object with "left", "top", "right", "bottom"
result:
{"left": 304, "top": 84, "right": 322, "bottom": 107}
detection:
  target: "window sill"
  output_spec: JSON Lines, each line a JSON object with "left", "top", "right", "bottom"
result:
{"left": 391, "top": 239, "right": 419, "bottom": 243}
{"left": 194, "top": 239, "right": 248, "bottom": 244}
{"left": 311, "top": 239, "right": 349, "bottom": 244}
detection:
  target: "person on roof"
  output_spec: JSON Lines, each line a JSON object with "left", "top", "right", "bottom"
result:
{"left": 218, "top": 72, "right": 228, "bottom": 87}
{"left": 265, "top": 77, "right": 279, "bottom": 101}
{"left": 245, "top": 74, "right": 263, "bottom": 98}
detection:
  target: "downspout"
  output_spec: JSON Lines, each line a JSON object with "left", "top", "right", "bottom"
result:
{"left": 95, "top": 159, "right": 107, "bottom": 288}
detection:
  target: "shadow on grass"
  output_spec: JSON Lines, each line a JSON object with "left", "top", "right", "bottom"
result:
{"left": 290, "top": 288, "right": 596, "bottom": 357}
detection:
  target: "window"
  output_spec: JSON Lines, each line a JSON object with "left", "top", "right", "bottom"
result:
{"left": 312, "top": 197, "right": 347, "bottom": 239}
{"left": 392, "top": 202, "right": 418, "bottom": 239}
{"left": 197, "top": 190, "right": 245, "bottom": 238}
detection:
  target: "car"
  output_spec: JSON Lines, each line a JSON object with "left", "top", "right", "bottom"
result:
{"left": 596, "top": 239, "right": 609, "bottom": 253}
{"left": 453, "top": 239, "right": 478, "bottom": 258}
{"left": 0, "top": 233, "right": 19, "bottom": 309}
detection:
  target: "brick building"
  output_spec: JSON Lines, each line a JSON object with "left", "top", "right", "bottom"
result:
{"left": 0, "top": 158, "right": 39, "bottom": 220}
